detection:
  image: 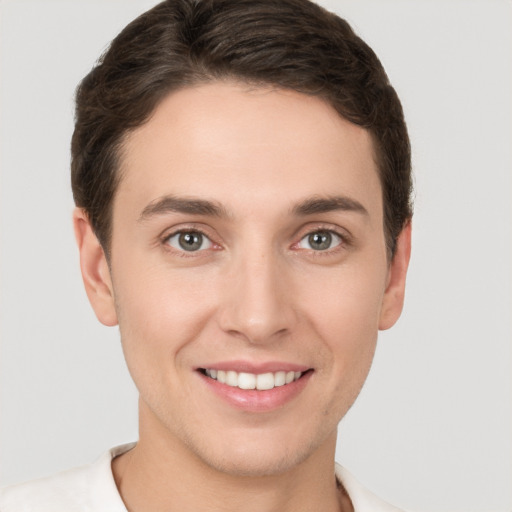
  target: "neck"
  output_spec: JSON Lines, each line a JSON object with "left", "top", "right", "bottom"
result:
{"left": 112, "top": 401, "right": 352, "bottom": 512}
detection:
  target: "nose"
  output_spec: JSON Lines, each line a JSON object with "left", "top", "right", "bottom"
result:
{"left": 218, "top": 249, "right": 296, "bottom": 345}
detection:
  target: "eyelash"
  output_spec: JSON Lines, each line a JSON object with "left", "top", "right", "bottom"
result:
{"left": 293, "top": 225, "right": 350, "bottom": 257}
{"left": 160, "top": 225, "right": 350, "bottom": 257}
{"left": 162, "top": 227, "right": 219, "bottom": 257}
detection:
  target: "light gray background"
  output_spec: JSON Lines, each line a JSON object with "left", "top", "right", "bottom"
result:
{"left": 1, "top": 1, "right": 510, "bottom": 511}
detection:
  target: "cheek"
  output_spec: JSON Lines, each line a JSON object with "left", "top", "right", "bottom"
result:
{"left": 111, "top": 264, "right": 218, "bottom": 376}
{"left": 303, "top": 262, "right": 386, "bottom": 336}
{"left": 308, "top": 288, "right": 380, "bottom": 421}
{"left": 301, "top": 264, "right": 385, "bottom": 381}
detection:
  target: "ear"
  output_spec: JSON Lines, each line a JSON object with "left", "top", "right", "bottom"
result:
{"left": 73, "top": 208, "right": 118, "bottom": 327}
{"left": 379, "top": 221, "right": 412, "bottom": 331}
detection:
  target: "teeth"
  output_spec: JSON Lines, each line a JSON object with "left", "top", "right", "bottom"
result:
{"left": 256, "top": 373, "right": 274, "bottom": 390}
{"left": 238, "top": 372, "right": 256, "bottom": 390}
{"left": 274, "top": 371, "right": 286, "bottom": 387}
{"left": 226, "top": 370, "right": 238, "bottom": 387}
{"left": 204, "top": 369, "right": 304, "bottom": 390}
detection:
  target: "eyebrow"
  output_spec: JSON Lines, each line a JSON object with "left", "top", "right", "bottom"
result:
{"left": 138, "top": 193, "right": 368, "bottom": 222}
{"left": 291, "top": 195, "right": 369, "bottom": 217}
{"left": 138, "top": 195, "right": 229, "bottom": 221}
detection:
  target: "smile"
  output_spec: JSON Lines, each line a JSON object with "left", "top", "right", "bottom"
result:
{"left": 202, "top": 369, "right": 303, "bottom": 390}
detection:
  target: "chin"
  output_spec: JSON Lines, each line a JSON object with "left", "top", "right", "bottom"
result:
{"left": 202, "top": 448, "right": 306, "bottom": 478}
{"left": 184, "top": 427, "right": 329, "bottom": 478}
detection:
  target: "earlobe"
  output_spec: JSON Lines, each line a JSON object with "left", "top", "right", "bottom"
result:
{"left": 73, "top": 208, "right": 118, "bottom": 327}
{"left": 379, "top": 222, "right": 412, "bottom": 331}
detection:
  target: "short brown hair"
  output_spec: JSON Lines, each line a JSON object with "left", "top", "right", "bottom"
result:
{"left": 71, "top": 0, "right": 412, "bottom": 257}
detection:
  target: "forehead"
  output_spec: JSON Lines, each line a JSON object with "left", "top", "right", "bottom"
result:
{"left": 116, "top": 82, "right": 381, "bottom": 222}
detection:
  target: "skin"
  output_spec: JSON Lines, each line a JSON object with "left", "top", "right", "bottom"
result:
{"left": 74, "top": 82, "right": 411, "bottom": 512}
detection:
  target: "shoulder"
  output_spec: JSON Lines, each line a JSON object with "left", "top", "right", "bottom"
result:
{"left": 336, "top": 464, "right": 408, "bottom": 512}
{"left": 0, "top": 443, "right": 134, "bottom": 512}
{"left": 0, "top": 464, "right": 95, "bottom": 512}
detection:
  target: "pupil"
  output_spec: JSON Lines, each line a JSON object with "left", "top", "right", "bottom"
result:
{"left": 179, "top": 232, "right": 202, "bottom": 251}
{"left": 309, "top": 231, "right": 331, "bottom": 250}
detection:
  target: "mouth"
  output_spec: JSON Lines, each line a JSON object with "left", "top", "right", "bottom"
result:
{"left": 199, "top": 368, "right": 307, "bottom": 391}
{"left": 197, "top": 365, "right": 313, "bottom": 412}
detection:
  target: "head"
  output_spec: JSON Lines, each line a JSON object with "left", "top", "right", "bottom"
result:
{"left": 71, "top": 0, "right": 412, "bottom": 260}
{"left": 72, "top": 0, "right": 413, "bottom": 478}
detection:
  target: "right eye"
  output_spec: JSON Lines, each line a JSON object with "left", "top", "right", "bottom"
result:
{"left": 165, "top": 231, "right": 213, "bottom": 252}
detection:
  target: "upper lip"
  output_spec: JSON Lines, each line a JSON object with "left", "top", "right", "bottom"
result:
{"left": 197, "top": 360, "right": 311, "bottom": 374}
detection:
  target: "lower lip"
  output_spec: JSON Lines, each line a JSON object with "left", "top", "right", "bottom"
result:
{"left": 198, "top": 371, "right": 312, "bottom": 412}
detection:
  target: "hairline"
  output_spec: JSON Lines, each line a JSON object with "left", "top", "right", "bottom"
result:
{"left": 97, "top": 79, "right": 399, "bottom": 262}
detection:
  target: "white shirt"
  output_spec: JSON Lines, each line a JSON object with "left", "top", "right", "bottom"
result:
{"left": 0, "top": 443, "right": 405, "bottom": 512}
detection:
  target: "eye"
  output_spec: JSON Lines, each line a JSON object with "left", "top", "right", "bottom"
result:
{"left": 166, "top": 231, "right": 213, "bottom": 252}
{"left": 298, "top": 230, "right": 342, "bottom": 251}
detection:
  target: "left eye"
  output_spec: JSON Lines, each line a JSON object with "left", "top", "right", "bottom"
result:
{"left": 298, "top": 230, "right": 342, "bottom": 251}
{"left": 166, "top": 231, "right": 213, "bottom": 252}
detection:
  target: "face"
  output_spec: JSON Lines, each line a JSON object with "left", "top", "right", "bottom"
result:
{"left": 75, "top": 82, "right": 410, "bottom": 477}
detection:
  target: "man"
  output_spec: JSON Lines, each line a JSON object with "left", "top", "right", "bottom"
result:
{"left": 0, "top": 0, "right": 412, "bottom": 510}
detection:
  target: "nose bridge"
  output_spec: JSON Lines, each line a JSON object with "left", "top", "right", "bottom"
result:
{"left": 220, "top": 241, "right": 294, "bottom": 343}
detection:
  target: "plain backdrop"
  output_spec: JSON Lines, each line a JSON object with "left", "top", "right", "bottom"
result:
{"left": 1, "top": 1, "right": 510, "bottom": 511}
